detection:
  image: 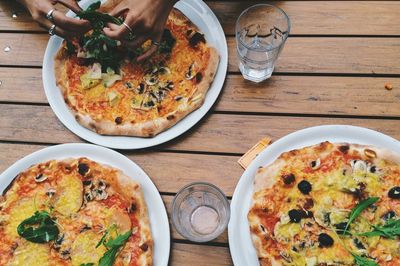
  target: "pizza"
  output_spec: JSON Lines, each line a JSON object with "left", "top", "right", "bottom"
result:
{"left": 248, "top": 141, "right": 400, "bottom": 265}
{"left": 0, "top": 158, "right": 153, "bottom": 266}
{"left": 54, "top": 1, "right": 219, "bottom": 137}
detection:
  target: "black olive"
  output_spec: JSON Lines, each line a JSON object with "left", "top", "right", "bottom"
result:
{"left": 115, "top": 116, "right": 123, "bottom": 125}
{"left": 140, "top": 243, "right": 149, "bottom": 251}
{"left": 303, "top": 198, "right": 314, "bottom": 210}
{"left": 282, "top": 174, "right": 295, "bottom": 185}
{"left": 388, "top": 186, "right": 400, "bottom": 199}
{"left": 339, "top": 145, "right": 349, "bottom": 154}
{"left": 288, "top": 209, "right": 302, "bottom": 223}
{"left": 129, "top": 203, "right": 137, "bottom": 213}
{"left": 195, "top": 72, "right": 203, "bottom": 83}
{"left": 382, "top": 210, "right": 396, "bottom": 221}
{"left": 298, "top": 180, "right": 312, "bottom": 194}
{"left": 78, "top": 163, "right": 89, "bottom": 176}
{"left": 370, "top": 166, "right": 376, "bottom": 173}
{"left": 318, "top": 233, "right": 334, "bottom": 248}
{"left": 189, "top": 32, "right": 206, "bottom": 47}
{"left": 82, "top": 180, "right": 92, "bottom": 186}
{"left": 335, "top": 222, "right": 349, "bottom": 234}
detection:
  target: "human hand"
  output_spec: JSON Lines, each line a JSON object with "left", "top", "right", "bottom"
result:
{"left": 103, "top": 0, "right": 178, "bottom": 62}
{"left": 17, "top": 0, "right": 90, "bottom": 39}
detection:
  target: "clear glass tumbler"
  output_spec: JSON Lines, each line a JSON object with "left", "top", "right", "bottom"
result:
{"left": 172, "top": 182, "right": 230, "bottom": 242}
{"left": 236, "top": 4, "right": 291, "bottom": 82}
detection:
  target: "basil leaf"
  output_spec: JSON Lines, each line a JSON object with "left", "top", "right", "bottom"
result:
{"left": 358, "top": 218, "right": 400, "bottom": 239}
{"left": 80, "top": 263, "right": 94, "bottom": 266}
{"left": 17, "top": 211, "right": 59, "bottom": 243}
{"left": 342, "top": 197, "right": 379, "bottom": 235}
{"left": 98, "top": 230, "right": 131, "bottom": 266}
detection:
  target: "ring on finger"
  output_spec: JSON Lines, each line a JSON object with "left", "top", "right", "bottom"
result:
{"left": 49, "top": 24, "right": 56, "bottom": 36}
{"left": 122, "top": 22, "right": 134, "bottom": 34}
{"left": 46, "top": 9, "right": 56, "bottom": 22}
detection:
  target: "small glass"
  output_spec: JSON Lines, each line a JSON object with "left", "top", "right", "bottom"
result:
{"left": 236, "top": 4, "right": 291, "bottom": 82}
{"left": 172, "top": 182, "right": 230, "bottom": 242}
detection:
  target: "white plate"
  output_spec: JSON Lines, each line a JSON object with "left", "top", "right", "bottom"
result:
{"left": 228, "top": 125, "right": 400, "bottom": 266}
{"left": 0, "top": 143, "right": 170, "bottom": 266}
{"left": 43, "top": 0, "right": 228, "bottom": 149}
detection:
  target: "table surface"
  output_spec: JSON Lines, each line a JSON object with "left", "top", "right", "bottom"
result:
{"left": 0, "top": 0, "right": 400, "bottom": 265}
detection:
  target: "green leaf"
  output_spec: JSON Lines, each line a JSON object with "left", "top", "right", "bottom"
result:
{"left": 98, "top": 230, "right": 131, "bottom": 266}
{"left": 158, "top": 29, "right": 176, "bottom": 54}
{"left": 358, "top": 218, "right": 400, "bottom": 239}
{"left": 79, "top": 263, "right": 94, "bottom": 266}
{"left": 17, "top": 211, "right": 59, "bottom": 243}
{"left": 351, "top": 253, "right": 379, "bottom": 266}
{"left": 342, "top": 197, "right": 379, "bottom": 235}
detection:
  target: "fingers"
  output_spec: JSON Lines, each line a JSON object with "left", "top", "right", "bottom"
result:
{"left": 55, "top": 0, "right": 82, "bottom": 13}
{"left": 103, "top": 13, "right": 138, "bottom": 41}
{"left": 52, "top": 10, "right": 90, "bottom": 33}
{"left": 137, "top": 32, "right": 163, "bottom": 62}
{"left": 39, "top": 19, "right": 74, "bottom": 39}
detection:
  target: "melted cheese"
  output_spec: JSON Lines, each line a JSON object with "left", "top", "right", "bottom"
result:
{"left": 8, "top": 240, "right": 50, "bottom": 266}
{"left": 5, "top": 198, "right": 37, "bottom": 238}
{"left": 71, "top": 231, "right": 106, "bottom": 266}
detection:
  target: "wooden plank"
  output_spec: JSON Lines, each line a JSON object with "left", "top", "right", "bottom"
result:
{"left": 0, "top": 104, "right": 400, "bottom": 154}
{"left": 0, "top": 142, "right": 241, "bottom": 196}
{"left": 171, "top": 242, "right": 232, "bottom": 266}
{"left": 2, "top": 1, "right": 400, "bottom": 36}
{"left": 209, "top": 1, "right": 400, "bottom": 36}
{"left": 2, "top": 68, "right": 399, "bottom": 117}
{"left": 1, "top": 33, "right": 400, "bottom": 74}
{"left": 0, "top": 142, "right": 230, "bottom": 243}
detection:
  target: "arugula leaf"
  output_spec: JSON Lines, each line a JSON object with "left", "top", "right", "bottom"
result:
{"left": 75, "top": 1, "right": 123, "bottom": 72}
{"left": 351, "top": 253, "right": 379, "bottom": 266}
{"left": 342, "top": 197, "right": 379, "bottom": 235}
{"left": 17, "top": 211, "right": 59, "bottom": 243}
{"left": 86, "top": 1, "right": 101, "bottom": 12}
{"left": 358, "top": 218, "right": 400, "bottom": 239}
{"left": 98, "top": 230, "right": 131, "bottom": 266}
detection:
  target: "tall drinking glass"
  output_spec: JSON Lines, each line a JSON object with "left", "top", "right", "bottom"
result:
{"left": 236, "top": 4, "right": 290, "bottom": 82}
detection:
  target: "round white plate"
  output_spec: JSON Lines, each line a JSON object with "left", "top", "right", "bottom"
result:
{"left": 0, "top": 143, "right": 170, "bottom": 266}
{"left": 228, "top": 125, "right": 400, "bottom": 266}
{"left": 43, "top": 0, "right": 228, "bottom": 149}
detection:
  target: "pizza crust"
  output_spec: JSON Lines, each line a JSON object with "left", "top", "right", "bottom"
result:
{"left": 53, "top": 3, "right": 220, "bottom": 137}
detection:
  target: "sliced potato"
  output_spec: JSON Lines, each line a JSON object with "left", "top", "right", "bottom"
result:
{"left": 71, "top": 230, "right": 106, "bottom": 266}
{"left": 53, "top": 174, "right": 83, "bottom": 216}
{"left": 107, "top": 207, "right": 132, "bottom": 233}
{"left": 5, "top": 198, "right": 37, "bottom": 238}
{"left": 8, "top": 240, "right": 50, "bottom": 266}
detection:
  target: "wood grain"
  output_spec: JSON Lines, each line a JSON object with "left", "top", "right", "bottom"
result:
{"left": 1, "top": 104, "right": 399, "bottom": 155}
{"left": 1, "top": 33, "right": 400, "bottom": 74}
{"left": 2, "top": 1, "right": 400, "bottom": 35}
{"left": 0, "top": 140, "right": 241, "bottom": 195}
{"left": 2, "top": 68, "right": 399, "bottom": 117}
{"left": 171, "top": 242, "right": 232, "bottom": 266}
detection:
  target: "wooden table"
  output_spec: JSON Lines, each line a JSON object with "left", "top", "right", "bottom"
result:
{"left": 0, "top": 0, "right": 399, "bottom": 265}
